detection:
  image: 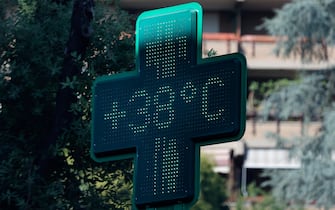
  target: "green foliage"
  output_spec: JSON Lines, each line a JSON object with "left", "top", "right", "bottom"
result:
{"left": 235, "top": 183, "right": 289, "bottom": 210}
{"left": 262, "top": 107, "right": 335, "bottom": 209}
{"left": 0, "top": 1, "right": 134, "bottom": 209}
{"left": 192, "top": 156, "right": 228, "bottom": 210}
{"left": 260, "top": 0, "right": 335, "bottom": 209}
{"left": 206, "top": 48, "right": 217, "bottom": 58}
{"left": 246, "top": 183, "right": 287, "bottom": 210}
{"left": 260, "top": 0, "right": 335, "bottom": 61}
{"left": 18, "top": 0, "right": 38, "bottom": 18}
{"left": 87, "top": 3, "right": 135, "bottom": 76}
{"left": 249, "top": 79, "right": 296, "bottom": 108}
{"left": 250, "top": 196, "right": 288, "bottom": 210}
{"left": 260, "top": 73, "right": 328, "bottom": 121}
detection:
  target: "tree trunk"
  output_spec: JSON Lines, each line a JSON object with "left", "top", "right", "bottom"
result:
{"left": 37, "top": 0, "right": 94, "bottom": 177}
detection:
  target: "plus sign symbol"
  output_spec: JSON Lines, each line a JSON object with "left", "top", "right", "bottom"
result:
{"left": 91, "top": 2, "right": 246, "bottom": 209}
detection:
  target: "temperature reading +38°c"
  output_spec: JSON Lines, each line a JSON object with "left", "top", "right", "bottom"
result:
{"left": 104, "top": 77, "right": 226, "bottom": 134}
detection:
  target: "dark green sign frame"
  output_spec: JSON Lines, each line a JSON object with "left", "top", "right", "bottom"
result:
{"left": 91, "top": 2, "right": 246, "bottom": 209}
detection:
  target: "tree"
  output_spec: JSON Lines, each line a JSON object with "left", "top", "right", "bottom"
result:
{"left": 259, "top": 0, "right": 335, "bottom": 209}
{"left": 261, "top": 0, "right": 335, "bottom": 62}
{"left": 235, "top": 183, "right": 286, "bottom": 210}
{"left": 192, "top": 156, "right": 229, "bottom": 210}
{"left": 0, "top": 0, "right": 134, "bottom": 209}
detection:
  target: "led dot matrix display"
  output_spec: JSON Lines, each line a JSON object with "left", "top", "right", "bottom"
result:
{"left": 91, "top": 2, "right": 247, "bottom": 209}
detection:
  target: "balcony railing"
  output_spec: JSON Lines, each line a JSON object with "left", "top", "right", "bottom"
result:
{"left": 202, "top": 33, "right": 335, "bottom": 71}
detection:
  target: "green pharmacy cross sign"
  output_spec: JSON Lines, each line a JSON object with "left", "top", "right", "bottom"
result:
{"left": 91, "top": 2, "right": 246, "bottom": 209}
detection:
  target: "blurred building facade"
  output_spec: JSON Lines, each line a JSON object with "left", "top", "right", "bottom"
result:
{"left": 120, "top": 0, "right": 334, "bottom": 201}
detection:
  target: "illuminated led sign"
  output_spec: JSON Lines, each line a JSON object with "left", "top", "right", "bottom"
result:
{"left": 91, "top": 2, "right": 246, "bottom": 209}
